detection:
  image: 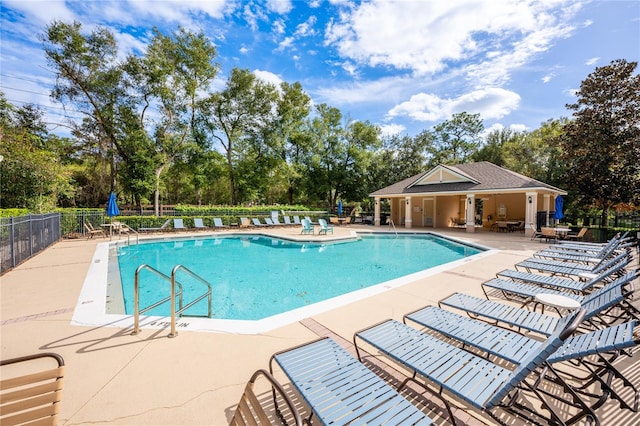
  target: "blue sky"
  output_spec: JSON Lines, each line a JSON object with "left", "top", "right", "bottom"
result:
{"left": 1, "top": 0, "right": 638, "bottom": 139}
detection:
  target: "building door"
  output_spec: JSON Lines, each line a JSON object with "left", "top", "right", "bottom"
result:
{"left": 422, "top": 198, "right": 435, "bottom": 227}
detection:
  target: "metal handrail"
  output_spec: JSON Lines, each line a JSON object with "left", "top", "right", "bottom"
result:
{"left": 120, "top": 223, "right": 139, "bottom": 245}
{"left": 169, "top": 265, "right": 212, "bottom": 337}
{"left": 132, "top": 264, "right": 182, "bottom": 336}
{"left": 132, "top": 264, "right": 213, "bottom": 338}
{"left": 388, "top": 219, "right": 398, "bottom": 236}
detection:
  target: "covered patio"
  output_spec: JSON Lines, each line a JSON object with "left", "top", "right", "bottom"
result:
{"left": 370, "top": 162, "right": 567, "bottom": 237}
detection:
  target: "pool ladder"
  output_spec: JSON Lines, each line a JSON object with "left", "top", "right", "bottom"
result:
{"left": 131, "top": 264, "right": 212, "bottom": 338}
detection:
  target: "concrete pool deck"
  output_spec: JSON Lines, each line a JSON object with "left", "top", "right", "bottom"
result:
{"left": 1, "top": 225, "right": 638, "bottom": 425}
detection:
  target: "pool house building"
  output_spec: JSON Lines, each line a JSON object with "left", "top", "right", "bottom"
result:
{"left": 370, "top": 161, "right": 567, "bottom": 236}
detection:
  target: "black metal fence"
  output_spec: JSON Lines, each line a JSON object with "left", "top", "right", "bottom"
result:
{"left": 0, "top": 213, "right": 61, "bottom": 274}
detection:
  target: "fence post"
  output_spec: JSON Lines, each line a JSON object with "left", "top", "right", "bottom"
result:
{"left": 9, "top": 216, "right": 15, "bottom": 270}
{"left": 28, "top": 213, "right": 34, "bottom": 257}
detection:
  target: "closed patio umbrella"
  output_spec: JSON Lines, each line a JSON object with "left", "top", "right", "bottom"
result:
{"left": 106, "top": 192, "right": 120, "bottom": 238}
{"left": 554, "top": 195, "right": 564, "bottom": 220}
{"left": 337, "top": 200, "right": 343, "bottom": 216}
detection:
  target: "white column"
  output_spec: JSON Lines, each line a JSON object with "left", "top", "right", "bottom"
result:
{"left": 525, "top": 192, "right": 538, "bottom": 236}
{"left": 374, "top": 197, "right": 381, "bottom": 226}
{"left": 404, "top": 196, "right": 412, "bottom": 228}
{"left": 543, "top": 194, "right": 551, "bottom": 226}
{"left": 466, "top": 194, "right": 475, "bottom": 233}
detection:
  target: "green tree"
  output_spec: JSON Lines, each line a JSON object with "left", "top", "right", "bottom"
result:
{"left": 199, "top": 68, "right": 279, "bottom": 204}
{"left": 0, "top": 95, "right": 72, "bottom": 210}
{"left": 126, "top": 27, "right": 219, "bottom": 212}
{"left": 274, "top": 82, "right": 312, "bottom": 205}
{"left": 41, "top": 21, "right": 126, "bottom": 196}
{"left": 430, "top": 112, "right": 484, "bottom": 166}
{"left": 561, "top": 59, "right": 640, "bottom": 224}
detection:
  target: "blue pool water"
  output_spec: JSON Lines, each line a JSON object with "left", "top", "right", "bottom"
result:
{"left": 116, "top": 234, "right": 482, "bottom": 320}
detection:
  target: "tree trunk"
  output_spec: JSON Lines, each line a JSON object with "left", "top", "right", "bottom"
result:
{"left": 153, "top": 166, "right": 164, "bottom": 216}
{"left": 600, "top": 206, "right": 608, "bottom": 228}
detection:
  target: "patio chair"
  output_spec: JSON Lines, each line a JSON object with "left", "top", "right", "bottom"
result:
{"left": 193, "top": 218, "right": 208, "bottom": 230}
{"left": 83, "top": 222, "right": 106, "bottom": 239}
{"left": 354, "top": 309, "right": 592, "bottom": 425}
{"left": 270, "top": 337, "right": 434, "bottom": 425}
{"left": 300, "top": 218, "right": 314, "bottom": 235}
{"left": 485, "top": 253, "right": 631, "bottom": 294}
{"left": 481, "top": 270, "right": 638, "bottom": 314}
{"left": 565, "top": 227, "right": 588, "bottom": 241}
{"left": 292, "top": 215, "right": 301, "bottom": 225}
{"left": 283, "top": 215, "right": 292, "bottom": 225}
{"left": 212, "top": 218, "right": 228, "bottom": 229}
{"left": 271, "top": 216, "right": 284, "bottom": 226}
{"left": 540, "top": 226, "right": 557, "bottom": 242}
{"left": 534, "top": 235, "right": 626, "bottom": 262}
{"left": 139, "top": 218, "right": 171, "bottom": 232}
{"left": 239, "top": 217, "right": 251, "bottom": 228}
{"left": 515, "top": 250, "right": 630, "bottom": 278}
{"left": 229, "top": 369, "right": 302, "bottom": 426}
{"left": 402, "top": 307, "right": 640, "bottom": 414}
{"left": 1, "top": 352, "right": 65, "bottom": 425}
{"left": 173, "top": 218, "right": 186, "bottom": 231}
{"left": 555, "top": 232, "right": 627, "bottom": 250}
{"left": 264, "top": 218, "right": 276, "bottom": 226}
{"left": 440, "top": 272, "right": 639, "bottom": 335}
{"left": 529, "top": 223, "right": 543, "bottom": 241}
{"left": 317, "top": 218, "right": 334, "bottom": 235}
{"left": 251, "top": 218, "right": 267, "bottom": 227}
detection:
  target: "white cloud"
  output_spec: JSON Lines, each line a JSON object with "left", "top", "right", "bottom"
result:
{"left": 379, "top": 123, "right": 406, "bottom": 138}
{"left": 254, "top": 69, "right": 283, "bottom": 87}
{"left": 388, "top": 88, "right": 521, "bottom": 122}
{"left": 585, "top": 57, "right": 599, "bottom": 66}
{"left": 314, "top": 76, "right": 414, "bottom": 104}
{"left": 2, "top": 0, "right": 75, "bottom": 25}
{"left": 295, "top": 16, "right": 318, "bottom": 37}
{"left": 240, "top": 46, "right": 249, "bottom": 55}
{"left": 266, "top": 0, "right": 293, "bottom": 14}
{"left": 325, "top": 0, "right": 582, "bottom": 87}
{"left": 277, "top": 36, "right": 295, "bottom": 50}
{"left": 272, "top": 19, "right": 286, "bottom": 35}
{"left": 510, "top": 123, "right": 528, "bottom": 132}
{"left": 541, "top": 73, "right": 555, "bottom": 83}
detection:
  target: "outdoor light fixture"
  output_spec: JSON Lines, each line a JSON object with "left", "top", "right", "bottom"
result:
{"left": 468, "top": 198, "right": 472, "bottom": 205}
{"left": 406, "top": 199, "right": 409, "bottom": 205}
{"left": 528, "top": 196, "right": 533, "bottom": 204}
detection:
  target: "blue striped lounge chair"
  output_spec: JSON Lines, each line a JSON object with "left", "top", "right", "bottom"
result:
{"left": 270, "top": 337, "right": 434, "bottom": 425}
{"left": 354, "top": 309, "right": 592, "bottom": 425}
{"left": 173, "top": 218, "right": 186, "bottom": 231}
{"left": 251, "top": 218, "right": 267, "bottom": 227}
{"left": 193, "top": 218, "right": 208, "bottom": 230}
{"left": 212, "top": 218, "right": 229, "bottom": 229}
{"left": 482, "top": 261, "right": 632, "bottom": 306}
{"left": 515, "top": 251, "right": 630, "bottom": 278}
{"left": 438, "top": 272, "right": 639, "bottom": 337}
{"left": 402, "top": 306, "right": 640, "bottom": 414}
{"left": 495, "top": 256, "right": 630, "bottom": 295}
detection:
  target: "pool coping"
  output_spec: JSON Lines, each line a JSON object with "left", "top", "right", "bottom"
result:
{"left": 71, "top": 231, "right": 497, "bottom": 334}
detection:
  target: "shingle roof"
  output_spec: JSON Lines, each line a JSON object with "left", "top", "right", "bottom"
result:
{"left": 370, "top": 162, "right": 566, "bottom": 196}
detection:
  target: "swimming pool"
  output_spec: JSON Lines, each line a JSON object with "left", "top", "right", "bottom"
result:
{"left": 115, "top": 234, "right": 482, "bottom": 320}
{"left": 73, "top": 232, "right": 493, "bottom": 334}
